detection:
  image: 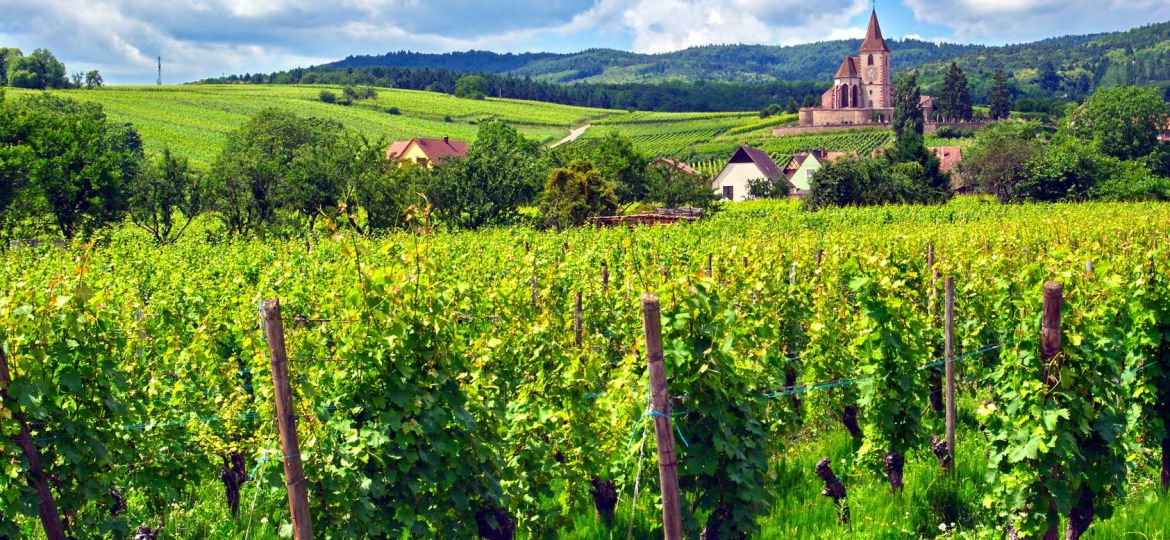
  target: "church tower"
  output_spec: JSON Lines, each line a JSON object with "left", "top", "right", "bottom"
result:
{"left": 858, "top": 10, "right": 892, "bottom": 108}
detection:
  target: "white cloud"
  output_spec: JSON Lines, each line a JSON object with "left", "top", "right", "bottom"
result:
{"left": 904, "top": 0, "right": 1170, "bottom": 43}
{"left": 605, "top": 0, "right": 869, "bottom": 52}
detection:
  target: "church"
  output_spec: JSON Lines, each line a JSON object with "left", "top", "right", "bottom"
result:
{"left": 799, "top": 10, "right": 934, "bottom": 127}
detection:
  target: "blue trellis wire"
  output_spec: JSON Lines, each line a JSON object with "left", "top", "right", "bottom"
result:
{"left": 628, "top": 409, "right": 690, "bottom": 449}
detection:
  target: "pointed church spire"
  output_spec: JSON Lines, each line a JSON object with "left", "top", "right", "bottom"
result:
{"left": 859, "top": 9, "right": 889, "bottom": 53}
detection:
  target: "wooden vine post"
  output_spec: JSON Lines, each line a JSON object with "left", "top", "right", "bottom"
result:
{"left": 601, "top": 262, "right": 609, "bottom": 295}
{"left": 944, "top": 277, "right": 956, "bottom": 474}
{"left": 0, "top": 347, "right": 66, "bottom": 540}
{"left": 641, "top": 294, "right": 683, "bottom": 540}
{"left": 574, "top": 291, "right": 584, "bottom": 347}
{"left": 260, "top": 299, "right": 314, "bottom": 540}
{"left": 1040, "top": 282, "right": 1063, "bottom": 540}
{"left": 706, "top": 254, "right": 713, "bottom": 278}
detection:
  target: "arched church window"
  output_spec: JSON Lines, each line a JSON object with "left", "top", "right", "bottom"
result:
{"left": 868, "top": 55, "right": 874, "bottom": 66}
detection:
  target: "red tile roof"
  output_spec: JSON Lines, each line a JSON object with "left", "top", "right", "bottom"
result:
{"left": 859, "top": 10, "right": 890, "bottom": 53}
{"left": 930, "top": 146, "right": 963, "bottom": 174}
{"left": 387, "top": 137, "right": 469, "bottom": 164}
{"left": 653, "top": 157, "right": 700, "bottom": 176}
{"left": 835, "top": 57, "right": 859, "bottom": 79}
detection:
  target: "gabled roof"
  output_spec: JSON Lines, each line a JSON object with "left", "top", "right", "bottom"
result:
{"left": 835, "top": 57, "right": 859, "bottom": 79}
{"left": 728, "top": 145, "right": 783, "bottom": 182}
{"left": 652, "top": 157, "right": 700, "bottom": 176}
{"left": 859, "top": 10, "right": 890, "bottom": 53}
{"left": 930, "top": 146, "right": 963, "bottom": 175}
{"left": 387, "top": 137, "right": 469, "bottom": 164}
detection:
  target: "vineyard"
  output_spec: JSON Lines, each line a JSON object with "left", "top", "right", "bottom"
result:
{"left": 2, "top": 199, "right": 1169, "bottom": 538}
{"left": 1, "top": 85, "right": 614, "bottom": 166}
{"left": 688, "top": 130, "right": 895, "bottom": 177}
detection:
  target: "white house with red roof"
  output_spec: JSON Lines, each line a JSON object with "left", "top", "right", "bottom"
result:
{"left": 386, "top": 136, "right": 469, "bottom": 168}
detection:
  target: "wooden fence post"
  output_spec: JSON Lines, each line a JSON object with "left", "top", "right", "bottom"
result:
{"left": 641, "top": 294, "right": 683, "bottom": 540}
{"left": 816, "top": 249, "right": 824, "bottom": 269}
{"left": 706, "top": 254, "right": 713, "bottom": 278}
{"left": 574, "top": 291, "right": 584, "bottom": 347}
{"left": 944, "top": 277, "right": 956, "bottom": 474}
{"left": 260, "top": 299, "right": 313, "bottom": 540}
{"left": 1041, "top": 282, "right": 1063, "bottom": 540}
{"left": 601, "top": 262, "right": 609, "bottom": 295}
{"left": 0, "top": 347, "right": 66, "bottom": 540}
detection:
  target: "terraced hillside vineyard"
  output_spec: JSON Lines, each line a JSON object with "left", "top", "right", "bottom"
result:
{"left": 2, "top": 199, "right": 1169, "bottom": 538}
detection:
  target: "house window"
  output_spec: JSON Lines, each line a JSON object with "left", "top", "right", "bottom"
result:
{"left": 868, "top": 55, "right": 873, "bottom": 66}
{"left": 416, "top": 157, "right": 428, "bottom": 166}
{"left": 722, "top": 186, "right": 734, "bottom": 200}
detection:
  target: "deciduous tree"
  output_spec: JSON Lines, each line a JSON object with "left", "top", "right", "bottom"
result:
{"left": 128, "top": 148, "right": 207, "bottom": 244}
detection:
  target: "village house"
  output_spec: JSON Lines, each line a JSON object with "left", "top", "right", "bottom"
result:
{"left": 712, "top": 146, "right": 787, "bottom": 201}
{"left": 783, "top": 150, "right": 855, "bottom": 196}
{"left": 651, "top": 157, "right": 700, "bottom": 176}
{"left": 930, "top": 145, "right": 967, "bottom": 192}
{"left": 386, "top": 136, "right": 468, "bottom": 168}
{"left": 1160, "top": 121, "right": 1170, "bottom": 142}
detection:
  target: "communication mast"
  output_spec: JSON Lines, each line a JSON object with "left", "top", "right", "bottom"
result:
{"left": 157, "top": 56, "right": 162, "bottom": 85}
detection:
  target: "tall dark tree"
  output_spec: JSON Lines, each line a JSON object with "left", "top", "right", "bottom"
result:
{"left": 938, "top": 62, "right": 973, "bottom": 121}
{"left": 890, "top": 73, "right": 926, "bottom": 160}
{"left": 1038, "top": 60, "right": 1061, "bottom": 93}
{"left": 887, "top": 73, "right": 951, "bottom": 202}
{"left": 989, "top": 70, "right": 1012, "bottom": 120}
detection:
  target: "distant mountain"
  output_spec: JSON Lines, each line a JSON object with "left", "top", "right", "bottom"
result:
{"left": 331, "top": 40, "right": 984, "bottom": 84}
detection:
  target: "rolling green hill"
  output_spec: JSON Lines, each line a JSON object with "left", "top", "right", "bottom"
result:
{"left": 3, "top": 85, "right": 614, "bottom": 166}
{"left": 3, "top": 84, "right": 907, "bottom": 170}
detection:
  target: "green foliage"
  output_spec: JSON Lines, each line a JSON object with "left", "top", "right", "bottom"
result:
{"left": 747, "top": 176, "right": 791, "bottom": 199}
{"left": 318, "top": 90, "right": 337, "bottom": 104}
{"left": 0, "top": 48, "right": 21, "bottom": 86}
{"left": 6, "top": 94, "right": 141, "bottom": 238}
{"left": 960, "top": 120, "right": 1046, "bottom": 202}
{"left": 847, "top": 256, "right": 929, "bottom": 487}
{"left": 980, "top": 275, "right": 1137, "bottom": 537}
{"left": 6, "top": 48, "right": 67, "bottom": 90}
{"left": 1063, "top": 85, "right": 1170, "bottom": 161}
{"left": 890, "top": 73, "right": 926, "bottom": 160}
{"left": 426, "top": 120, "right": 547, "bottom": 228}
{"left": 210, "top": 108, "right": 361, "bottom": 234}
{"left": 644, "top": 161, "right": 720, "bottom": 209}
{"left": 84, "top": 70, "right": 103, "bottom": 90}
{"left": 128, "top": 148, "right": 208, "bottom": 245}
{"left": 659, "top": 278, "right": 780, "bottom": 538}
{"left": 938, "top": 62, "right": 973, "bottom": 122}
{"left": 989, "top": 70, "right": 1011, "bottom": 120}
{"left": 455, "top": 75, "right": 488, "bottom": 100}
{"left": 539, "top": 161, "right": 618, "bottom": 229}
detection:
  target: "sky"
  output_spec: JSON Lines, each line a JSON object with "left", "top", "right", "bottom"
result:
{"left": 1, "top": 0, "right": 1169, "bottom": 85}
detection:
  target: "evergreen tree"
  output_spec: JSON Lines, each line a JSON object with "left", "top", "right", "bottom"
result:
{"left": 989, "top": 70, "right": 1012, "bottom": 120}
{"left": 887, "top": 73, "right": 950, "bottom": 202}
{"left": 1038, "top": 61, "right": 1061, "bottom": 93}
{"left": 938, "top": 62, "right": 973, "bottom": 121}
{"left": 891, "top": 73, "right": 924, "bottom": 152}
{"left": 785, "top": 97, "right": 799, "bottom": 114}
